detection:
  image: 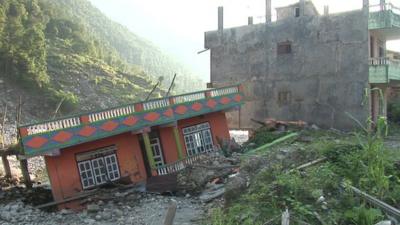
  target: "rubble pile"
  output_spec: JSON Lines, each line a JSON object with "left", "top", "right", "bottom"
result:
{"left": 224, "top": 133, "right": 322, "bottom": 206}
{"left": 0, "top": 186, "right": 53, "bottom": 206}
{"left": 0, "top": 186, "right": 206, "bottom": 225}
{"left": 176, "top": 153, "right": 240, "bottom": 194}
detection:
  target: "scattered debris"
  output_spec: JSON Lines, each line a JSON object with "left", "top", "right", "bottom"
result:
{"left": 0, "top": 184, "right": 205, "bottom": 225}
{"left": 176, "top": 153, "right": 240, "bottom": 194}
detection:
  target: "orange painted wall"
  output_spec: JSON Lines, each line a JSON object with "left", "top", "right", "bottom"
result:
{"left": 44, "top": 111, "right": 230, "bottom": 209}
{"left": 45, "top": 132, "right": 146, "bottom": 209}
{"left": 158, "top": 126, "right": 179, "bottom": 164}
{"left": 177, "top": 111, "right": 231, "bottom": 156}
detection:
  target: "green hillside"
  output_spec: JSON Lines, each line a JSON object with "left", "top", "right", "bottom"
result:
{"left": 52, "top": 0, "right": 203, "bottom": 92}
{"left": 0, "top": 0, "right": 203, "bottom": 121}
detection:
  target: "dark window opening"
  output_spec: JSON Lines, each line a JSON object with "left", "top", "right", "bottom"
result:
{"left": 370, "top": 36, "right": 374, "bottom": 58}
{"left": 277, "top": 42, "right": 292, "bottom": 55}
{"left": 295, "top": 7, "right": 300, "bottom": 17}
{"left": 379, "top": 46, "right": 385, "bottom": 58}
{"left": 278, "top": 91, "right": 291, "bottom": 106}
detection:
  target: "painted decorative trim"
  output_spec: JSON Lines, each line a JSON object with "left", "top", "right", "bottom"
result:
{"left": 19, "top": 86, "right": 244, "bottom": 157}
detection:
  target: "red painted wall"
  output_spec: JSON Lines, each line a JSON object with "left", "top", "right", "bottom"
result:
{"left": 177, "top": 111, "right": 230, "bottom": 156}
{"left": 45, "top": 132, "right": 146, "bottom": 209}
{"left": 158, "top": 126, "right": 179, "bottom": 164}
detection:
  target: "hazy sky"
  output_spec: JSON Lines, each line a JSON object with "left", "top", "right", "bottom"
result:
{"left": 89, "top": 0, "right": 400, "bottom": 81}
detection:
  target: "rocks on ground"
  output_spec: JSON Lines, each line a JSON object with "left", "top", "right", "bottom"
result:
{"left": 0, "top": 186, "right": 206, "bottom": 225}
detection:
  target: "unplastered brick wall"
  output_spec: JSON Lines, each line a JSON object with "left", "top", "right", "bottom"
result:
{"left": 205, "top": 10, "right": 369, "bottom": 130}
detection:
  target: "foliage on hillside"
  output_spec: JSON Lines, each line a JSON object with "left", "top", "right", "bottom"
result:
{"left": 0, "top": 0, "right": 202, "bottom": 118}
{"left": 51, "top": 0, "right": 204, "bottom": 93}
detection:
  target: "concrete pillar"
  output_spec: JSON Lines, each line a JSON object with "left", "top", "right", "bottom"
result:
{"left": 20, "top": 159, "right": 32, "bottom": 188}
{"left": 266, "top": 0, "right": 272, "bottom": 23}
{"left": 363, "top": 0, "right": 369, "bottom": 10}
{"left": 218, "top": 6, "right": 223, "bottom": 31}
{"left": 299, "top": 0, "right": 305, "bottom": 16}
{"left": 382, "top": 86, "right": 389, "bottom": 117}
{"left": 1, "top": 155, "right": 11, "bottom": 178}
{"left": 248, "top": 16, "right": 253, "bottom": 25}
{"left": 142, "top": 133, "right": 156, "bottom": 170}
{"left": 380, "top": 0, "right": 386, "bottom": 10}
{"left": 172, "top": 127, "right": 184, "bottom": 160}
{"left": 324, "top": 5, "right": 329, "bottom": 16}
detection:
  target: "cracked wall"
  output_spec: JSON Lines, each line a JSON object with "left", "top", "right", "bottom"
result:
{"left": 205, "top": 10, "right": 369, "bottom": 130}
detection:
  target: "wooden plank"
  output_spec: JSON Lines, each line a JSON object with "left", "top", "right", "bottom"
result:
{"left": 293, "top": 158, "right": 327, "bottom": 171}
{"left": 36, "top": 189, "right": 98, "bottom": 209}
{"left": 146, "top": 174, "right": 178, "bottom": 193}
{"left": 342, "top": 183, "right": 400, "bottom": 219}
{"left": 281, "top": 209, "right": 290, "bottom": 225}
{"left": 163, "top": 200, "right": 177, "bottom": 225}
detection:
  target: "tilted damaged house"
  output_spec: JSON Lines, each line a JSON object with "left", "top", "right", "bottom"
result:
{"left": 205, "top": 0, "right": 400, "bottom": 130}
{"left": 17, "top": 85, "right": 244, "bottom": 209}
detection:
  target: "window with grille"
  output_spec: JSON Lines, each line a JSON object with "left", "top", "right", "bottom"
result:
{"left": 183, "top": 122, "right": 214, "bottom": 156}
{"left": 277, "top": 42, "right": 292, "bottom": 55}
{"left": 76, "top": 146, "right": 120, "bottom": 189}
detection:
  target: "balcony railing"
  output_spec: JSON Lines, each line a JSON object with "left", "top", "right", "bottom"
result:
{"left": 210, "top": 86, "right": 239, "bottom": 97}
{"left": 156, "top": 146, "right": 220, "bottom": 176}
{"left": 369, "top": 57, "right": 400, "bottom": 66}
{"left": 26, "top": 117, "right": 81, "bottom": 136}
{"left": 369, "top": 3, "right": 400, "bottom": 30}
{"left": 369, "top": 57, "right": 400, "bottom": 83}
{"left": 88, "top": 105, "right": 135, "bottom": 123}
{"left": 19, "top": 84, "right": 243, "bottom": 137}
{"left": 369, "top": 3, "right": 400, "bottom": 14}
{"left": 143, "top": 99, "right": 170, "bottom": 111}
{"left": 173, "top": 92, "right": 205, "bottom": 104}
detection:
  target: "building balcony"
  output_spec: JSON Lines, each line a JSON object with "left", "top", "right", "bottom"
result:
{"left": 369, "top": 57, "right": 400, "bottom": 83}
{"left": 18, "top": 85, "right": 244, "bottom": 157}
{"left": 369, "top": 3, "right": 400, "bottom": 40}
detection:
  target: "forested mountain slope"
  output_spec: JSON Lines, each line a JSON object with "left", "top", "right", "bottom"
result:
{"left": 0, "top": 0, "right": 203, "bottom": 123}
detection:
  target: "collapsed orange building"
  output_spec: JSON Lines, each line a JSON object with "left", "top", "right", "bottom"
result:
{"left": 18, "top": 85, "right": 244, "bottom": 209}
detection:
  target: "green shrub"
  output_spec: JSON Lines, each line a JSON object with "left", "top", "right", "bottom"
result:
{"left": 344, "top": 205, "right": 383, "bottom": 225}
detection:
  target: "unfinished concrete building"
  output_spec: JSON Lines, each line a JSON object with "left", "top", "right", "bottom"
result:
{"left": 205, "top": 0, "right": 400, "bottom": 130}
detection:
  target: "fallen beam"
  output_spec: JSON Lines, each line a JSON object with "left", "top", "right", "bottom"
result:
{"left": 36, "top": 189, "right": 99, "bottom": 209}
{"left": 342, "top": 183, "right": 400, "bottom": 219}
{"left": 294, "top": 158, "right": 327, "bottom": 171}
{"left": 245, "top": 132, "right": 299, "bottom": 155}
